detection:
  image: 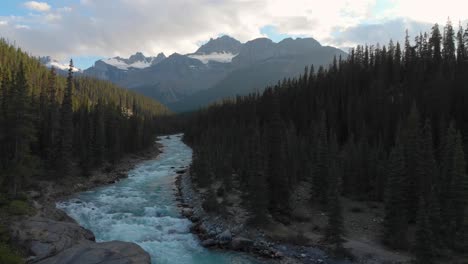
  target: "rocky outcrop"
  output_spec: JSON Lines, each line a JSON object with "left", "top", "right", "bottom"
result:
{"left": 10, "top": 203, "right": 152, "bottom": 264}
{"left": 10, "top": 216, "right": 95, "bottom": 262}
{"left": 36, "top": 241, "right": 150, "bottom": 264}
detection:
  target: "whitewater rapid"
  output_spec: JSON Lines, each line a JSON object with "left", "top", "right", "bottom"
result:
{"left": 57, "top": 134, "right": 257, "bottom": 264}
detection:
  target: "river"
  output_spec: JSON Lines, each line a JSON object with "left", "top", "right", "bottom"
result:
{"left": 57, "top": 134, "right": 258, "bottom": 264}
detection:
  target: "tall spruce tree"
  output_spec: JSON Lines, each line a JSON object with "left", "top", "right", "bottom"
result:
{"left": 451, "top": 132, "right": 467, "bottom": 249}
{"left": 247, "top": 124, "right": 269, "bottom": 226}
{"left": 57, "top": 60, "right": 75, "bottom": 174}
{"left": 266, "top": 92, "right": 289, "bottom": 215}
{"left": 7, "top": 63, "right": 36, "bottom": 196}
{"left": 414, "top": 197, "right": 434, "bottom": 264}
{"left": 383, "top": 133, "right": 408, "bottom": 249}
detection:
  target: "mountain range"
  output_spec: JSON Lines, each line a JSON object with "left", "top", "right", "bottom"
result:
{"left": 45, "top": 35, "right": 346, "bottom": 112}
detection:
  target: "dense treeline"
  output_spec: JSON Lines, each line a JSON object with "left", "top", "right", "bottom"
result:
{"left": 0, "top": 39, "right": 170, "bottom": 197}
{"left": 185, "top": 21, "right": 468, "bottom": 261}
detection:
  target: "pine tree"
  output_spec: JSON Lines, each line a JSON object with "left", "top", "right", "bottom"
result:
{"left": 57, "top": 60, "right": 74, "bottom": 174}
{"left": 440, "top": 122, "right": 457, "bottom": 243}
{"left": 414, "top": 197, "right": 434, "bottom": 264}
{"left": 93, "top": 98, "right": 105, "bottom": 166}
{"left": 6, "top": 63, "right": 36, "bottom": 196}
{"left": 324, "top": 163, "right": 346, "bottom": 257}
{"left": 402, "top": 104, "right": 421, "bottom": 222}
{"left": 313, "top": 112, "right": 329, "bottom": 204}
{"left": 44, "top": 67, "right": 60, "bottom": 172}
{"left": 383, "top": 134, "right": 408, "bottom": 249}
{"left": 450, "top": 132, "right": 467, "bottom": 249}
{"left": 456, "top": 23, "right": 466, "bottom": 65}
{"left": 247, "top": 125, "right": 269, "bottom": 226}
{"left": 266, "top": 93, "right": 289, "bottom": 215}
{"left": 443, "top": 19, "right": 456, "bottom": 63}
{"left": 417, "top": 119, "right": 437, "bottom": 201}
{"left": 430, "top": 24, "right": 442, "bottom": 65}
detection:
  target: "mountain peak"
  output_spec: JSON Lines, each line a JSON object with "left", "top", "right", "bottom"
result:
{"left": 128, "top": 52, "right": 147, "bottom": 64}
{"left": 195, "top": 35, "right": 242, "bottom": 55}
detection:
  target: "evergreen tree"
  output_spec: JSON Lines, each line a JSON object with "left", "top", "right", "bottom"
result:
{"left": 383, "top": 134, "right": 408, "bottom": 249}
{"left": 247, "top": 125, "right": 269, "bottom": 225}
{"left": 430, "top": 24, "right": 442, "bottom": 65}
{"left": 324, "top": 163, "right": 345, "bottom": 256}
{"left": 402, "top": 104, "right": 421, "bottom": 222}
{"left": 414, "top": 198, "right": 434, "bottom": 264}
{"left": 450, "top": 132, "right": 468, "bottom": 249}
{"left": 6, "top": 63, "right": 36, "bottom": 196}
{"left": 44, "top": 67, "right": 60, "bottom": 172}
{"left": 266, "top": 93, "right": 289, "bottom": 215}
{"left": 57, "top": 60, "right": 75, "bottom": 174}
{"left": 313, "top": 112, "right": 329, "bottom": 204}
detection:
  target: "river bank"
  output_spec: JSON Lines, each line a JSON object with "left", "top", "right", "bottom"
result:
{"left": 6, "top": 143, "right": 162, "bottom": 263}
{"left": 175, "top": 169, "right": 347, "bottom": 264}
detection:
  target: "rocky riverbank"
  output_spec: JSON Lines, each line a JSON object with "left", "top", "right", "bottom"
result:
{"left": 7, "top": 143, "right": 162, "bottom": 264}
{"left": 175, "top": 170, "right": 348, "bottom": 264}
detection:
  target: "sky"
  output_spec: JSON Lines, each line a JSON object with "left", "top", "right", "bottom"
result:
{"left": 0, "top": 0, "right": 467, "bottom": 69}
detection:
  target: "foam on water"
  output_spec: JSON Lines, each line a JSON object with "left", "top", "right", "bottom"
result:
{"left": 57, "top": 134, "right": 257, "bottom": 264}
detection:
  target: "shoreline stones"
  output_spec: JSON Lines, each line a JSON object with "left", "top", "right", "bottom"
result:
{"left": 174, "top": 172, "right": 284, "bottom": 261}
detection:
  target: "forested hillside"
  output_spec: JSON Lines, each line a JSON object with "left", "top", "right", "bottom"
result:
{"left": 0, "top": 38, "right": 169, "bottom": 198}
{"left": 184, "top": 22, "right": 468, "bottom": 262}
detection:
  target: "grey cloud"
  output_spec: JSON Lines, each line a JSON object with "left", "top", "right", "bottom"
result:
{"left": 329, "top": 18, "right": 434, "bottom": 47}
{"left": 0, "top": 0, "right": 263, "bottom": 60}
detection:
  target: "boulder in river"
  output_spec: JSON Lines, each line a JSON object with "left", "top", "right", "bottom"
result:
{"left": 10, "top": 216, "right": 95, "bottom": 261}
{"left": 181, "top": 208, "right": 194, "bottom": 217}
{"left": 36, "top": 241, "right": 151, "bottom": 264}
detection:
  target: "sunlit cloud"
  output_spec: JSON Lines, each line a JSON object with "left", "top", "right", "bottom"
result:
{"left": 23, "top": 1, "right": 51, "bottom": 12}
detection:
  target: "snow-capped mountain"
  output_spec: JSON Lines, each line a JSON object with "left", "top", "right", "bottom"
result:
{"left": 39, "top": 56, "right": 81, "bottom": 72}
{"left": 83, "top": 52, "right": 166, "bottom": 82}
{"left": 187, "top": 35, "right": 242, "bottom": 64}
{"left": 101, "top": 52, "right": 166, "bottom": 70}
{"left": 81, "top": 35, "right": 346, "bottom": 111}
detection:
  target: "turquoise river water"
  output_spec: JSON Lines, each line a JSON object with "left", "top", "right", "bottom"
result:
{"left": 57, "top": 134, "right": 258, "bottom": 264}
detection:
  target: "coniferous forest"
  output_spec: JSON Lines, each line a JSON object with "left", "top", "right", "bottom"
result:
{"left": 1, "top": 17, "right": 468, "bottom": 263}
{"left": 0, "top": 38, "right": 169, "bottom": 197}
{"left": 184, "top": 22, "right": 468, "bottom": 262}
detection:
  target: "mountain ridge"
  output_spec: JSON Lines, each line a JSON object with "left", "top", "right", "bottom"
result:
{"left": 41, "top": 35, "right": 346, "bottom": 111}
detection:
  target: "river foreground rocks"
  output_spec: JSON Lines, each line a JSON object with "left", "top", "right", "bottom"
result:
{"left": 36, "top": 241, "right": 150, "bottom": 264}
{"left": 10, "top": 215, "right": 150, "bottom": 264}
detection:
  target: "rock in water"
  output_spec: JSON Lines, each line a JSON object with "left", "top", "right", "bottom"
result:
{"left": 10, "top": 216, "right": 95, "bottom": 261}
{"left": 36, "top": 241, "right": 151, "bottom": 264}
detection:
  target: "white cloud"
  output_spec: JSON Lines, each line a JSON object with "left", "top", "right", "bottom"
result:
{"left": 0, "top": 0, "right": 466, "bottom": 66}
{"left": 0, "top": 21, "right": 8, "bottom": 26}
{"left": 386, "top": 0, "right": 467, "bottom": 25}
{"left": 23, "top": 1, "right": 51, "bottom": 12}
{"left": 15, "top": 24, "right": 30, "bottom": 29}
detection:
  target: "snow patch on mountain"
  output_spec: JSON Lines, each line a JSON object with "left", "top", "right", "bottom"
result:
{"left": 102, "top": 57, "right": 152, "bottom": 70}
{"left": 188, "top": 52, "right": 237, "bottom": 64}
{"left": 40, "top": 57, "right": 81, "bottom": 72}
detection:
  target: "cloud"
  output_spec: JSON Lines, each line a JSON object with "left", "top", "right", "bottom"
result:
{"left": 23, "top": 1, "right": 51, "bottom": 12}
{"left": 0, "top": 0, "right": 466, "bottom": 67}
{"left": 15, "top": 24, "right": 30, "bottom": 30}
{"left": 330, "top": 18, "right": 434, "bottom": 48}
{"left": 0, "top": 21, "right": 8, "bottom": 26}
